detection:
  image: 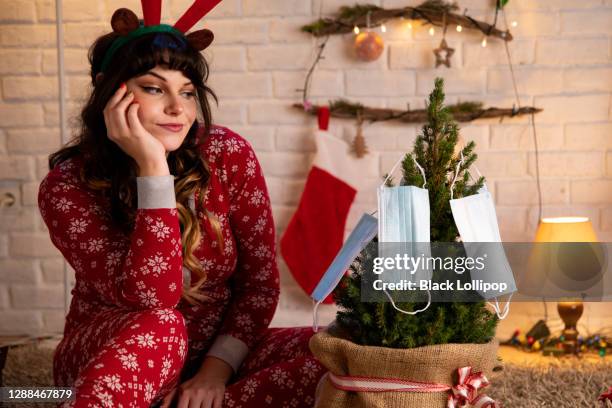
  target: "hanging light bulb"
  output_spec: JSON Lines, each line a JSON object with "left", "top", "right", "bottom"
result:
{"left": 481, "top": 36, "right": 488, "bottom": 47}
{"left": 511, "top": 20, "right": 518, "bottom": 28}
{"left": 407, "top": 21, "right": 413, "bottom": 29}
{"left": 429, "top": 27, "right": 435, "bottom": 36}
{"left": 354, "top": 25, "right": 360, "bottom": 35}
{"left": 456, "top": 25, "right": 462, "bottom": 32}
{"left": 381, "top": 23, "right": 387, "bottom": 33}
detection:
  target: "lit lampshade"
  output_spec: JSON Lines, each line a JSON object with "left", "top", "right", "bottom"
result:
{"left": 533, "top": 216, "right": 599, "bottom": 354}
{"left": 534, "top": 217, "right": 597, "bottom": 243}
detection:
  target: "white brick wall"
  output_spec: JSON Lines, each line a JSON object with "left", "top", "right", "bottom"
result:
{"left": 0, "top": 0, "right": 610, "bottom": 340}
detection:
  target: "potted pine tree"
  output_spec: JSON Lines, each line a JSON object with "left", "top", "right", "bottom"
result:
{"left": 310, "top": 78, "right": 501, "bottom": 408}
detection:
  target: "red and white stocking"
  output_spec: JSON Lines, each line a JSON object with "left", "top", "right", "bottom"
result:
{"left": 280, "top": 119, "right": 363, "bottom": 304}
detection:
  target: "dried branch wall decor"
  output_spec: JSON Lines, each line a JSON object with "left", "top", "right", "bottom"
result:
{"left": 292, "top": 99, "right": 542, "bottom": 124}
{"left": 302, "top": 1, "right": 513, "bottom": 41}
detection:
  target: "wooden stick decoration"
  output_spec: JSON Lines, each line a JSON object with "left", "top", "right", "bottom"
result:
{"left": 292, "top": 100, "right": 542, "bottom": 123}
{"left": 302, "top": 1, "right": 513, "bottom": 41}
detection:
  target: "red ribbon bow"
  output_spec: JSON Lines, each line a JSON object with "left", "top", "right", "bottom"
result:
{"left": 447, "top": 366, "right": 499, "bottom": 408}
{"left": 599, "top": 385, "right": 612, "bottom": 403}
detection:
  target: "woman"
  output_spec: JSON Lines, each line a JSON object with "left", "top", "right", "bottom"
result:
{"left": 38, "top": 5, "right": 325, "bottom": 408}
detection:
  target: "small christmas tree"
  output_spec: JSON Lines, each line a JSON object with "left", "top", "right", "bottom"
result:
{"left": 334, "top": 77, "right": 498, "bottom": 348}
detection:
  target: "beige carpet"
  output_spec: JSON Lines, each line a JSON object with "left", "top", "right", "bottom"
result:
{"left": 489, "top": 359, "right": 612, "bottom": 408}
{"left": 4, "top": 343, "right": 55, "bottom": 386}
{"left": 4, "top": 343, "right": 612, "bottom": 407}
{"left": 3, "top": 341, "right": 56, "bottom": 407}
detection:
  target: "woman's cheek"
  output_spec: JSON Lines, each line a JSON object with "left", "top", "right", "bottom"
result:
{"left": 134, "top": 101, "right": 153, "bottom": 130}
{"left": 186, "top": 99, "right": 198, "bottom": 120}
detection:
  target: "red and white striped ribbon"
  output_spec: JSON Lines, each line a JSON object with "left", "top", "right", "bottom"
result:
{"left": 327, "top": 366, "right": 499, "bottom": 408}
{"left": 328, "top": 372, "right": 450, "bottom": 393}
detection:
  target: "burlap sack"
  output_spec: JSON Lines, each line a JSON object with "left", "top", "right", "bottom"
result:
{"left": 309, "top": 330, "right": 499, "bottom": 408}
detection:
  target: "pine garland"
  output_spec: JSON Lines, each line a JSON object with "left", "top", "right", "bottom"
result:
{"left": 302, "top": 1, "right": 513, "bottom": 41}
{"left": 333, "top": 78, "right": 499, "bottom": 348}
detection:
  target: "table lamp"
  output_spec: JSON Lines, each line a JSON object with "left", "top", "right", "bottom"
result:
{"left": 533, "top": 217, "right": 598, "bottom": 354}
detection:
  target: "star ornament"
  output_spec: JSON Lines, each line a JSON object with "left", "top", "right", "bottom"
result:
{"left": 434, "top": 38, "right": 455, "bottom": 68}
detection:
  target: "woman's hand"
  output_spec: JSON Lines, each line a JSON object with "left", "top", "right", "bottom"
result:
{"left": 103, "top": 83, "right": 169, "bottom": 176}
{"left": 160, "top": 372, "right": 226, "bottom": 408}
{"left": 160, "top": 357, "right": 233, "bottom": 408}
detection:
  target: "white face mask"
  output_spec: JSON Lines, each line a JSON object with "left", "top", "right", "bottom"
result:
{"left": 378, "top": 185, "right": 430, "bottom": 243}
{"left": 449, "top": 154, "right": 516, "bottom": 319}
{"left": 377, "top": 155, "right": 432, "bottom": 315}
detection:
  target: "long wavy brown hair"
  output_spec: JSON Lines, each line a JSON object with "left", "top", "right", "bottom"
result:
{"left": 48, "top": 29, "right": 222, "bottom": 305}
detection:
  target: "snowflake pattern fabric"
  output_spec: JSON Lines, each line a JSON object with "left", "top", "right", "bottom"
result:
{"left": 38, "top": 126, "right": 326, "bottom": 407}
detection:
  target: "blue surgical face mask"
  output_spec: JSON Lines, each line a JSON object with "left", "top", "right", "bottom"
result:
{"left": 310, "top": 213, "right": 378, "bottom": 332}
{"left": 449, "top": 153, "right": 516, "bottom": 319}
{"left": 377, "top": 155, "right": 432, "bottom": 315}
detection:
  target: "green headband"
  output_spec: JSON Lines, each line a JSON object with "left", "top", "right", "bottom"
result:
{"left": 99, "top": 24, "right": 186, "bottom": 74}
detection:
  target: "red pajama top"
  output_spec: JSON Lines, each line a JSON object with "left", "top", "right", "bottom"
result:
{"left": 38, "top": 125, "right": 280, "bottom": 374}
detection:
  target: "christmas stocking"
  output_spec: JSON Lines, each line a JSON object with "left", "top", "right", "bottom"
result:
{"left": 280, "top": 126, "right": 362, "bottom": 304}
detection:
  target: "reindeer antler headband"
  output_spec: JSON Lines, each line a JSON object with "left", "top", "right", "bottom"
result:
{"left": 98, "top": 0, "right": 222, "bottom": 74}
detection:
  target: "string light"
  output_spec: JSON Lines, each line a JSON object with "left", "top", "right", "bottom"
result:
{"left": 353, "top": 25, "right": 360, "bottom": 35}
{"left": 456, "top": 25, "right": 462, "bottom": 32}
{"left": 481, "top": 37, "right": 488, "bottom": 47}
{"left": 381, "top": 23, "right": 387, "bottom": 33}
{"left": 407, "top": 21, "right": 413, "bottom": 29}
{"left": 429, "top": 26, "right": 435, "bottom": 36}
{"left": 511, "top": 20, "right": 518, "bottom": 28}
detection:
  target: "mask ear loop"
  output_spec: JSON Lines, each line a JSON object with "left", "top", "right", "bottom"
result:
{"left": 374, "top": 154, "right": 427, "bottom": 217}
{"left": 379, "top": 154, "right": 430, "bottom": 315}
{"left": 452, "top": 143, "right": 511, "bottom": 319}
{"left": 383, "top": 287, "right": 431, "bottom": 315}
{"left": 455, "top": 139, "right": 487, "bottom": 191}
{"left": 470, "top": 162, "right": 489, "bottom": 192}
{"left": 487, "top": 293, "right": 513, "bottom": 319}
{"left": 382, "top": 156, "right": 403, "bottom": 187}
{"left": 312, "top": 298, "right": 322, "bottom": 332}
{"left": 450, "top": 148, "right": 489, "bottom": 196}
{"left": 382, "top": 154, "right": 427, "bottom": 188}
{"left": 450, "top": 150, "right": 465, "bottom": 200}
{"left": 412, "top": 156, "right": 427, "bottom": 188}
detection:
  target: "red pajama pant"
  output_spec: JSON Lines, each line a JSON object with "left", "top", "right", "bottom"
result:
{"left": 54, "top": 308, "right": 326, "bottom": 408}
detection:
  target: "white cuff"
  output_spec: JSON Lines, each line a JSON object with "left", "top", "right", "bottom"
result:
{"left": 136, "top": 175, "right": 176, "bottom": 209}
{"left": 205, "top": 334, "right": 249, "bottom": 374}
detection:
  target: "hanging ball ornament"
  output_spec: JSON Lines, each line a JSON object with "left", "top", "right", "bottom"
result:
{"left": 354, "top": 31, "right": 384, "bottom": 62}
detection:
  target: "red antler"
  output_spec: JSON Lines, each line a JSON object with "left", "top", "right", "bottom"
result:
{"left": 141, "top": 0, "right": 162, "bottom": 26}
{"left": 173, "top": 0, "right": 222, "bottom": 33}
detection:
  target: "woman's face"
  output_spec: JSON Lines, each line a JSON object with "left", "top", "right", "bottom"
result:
{"left": 125, "top": 65, "right": 198, "bottom": 153}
